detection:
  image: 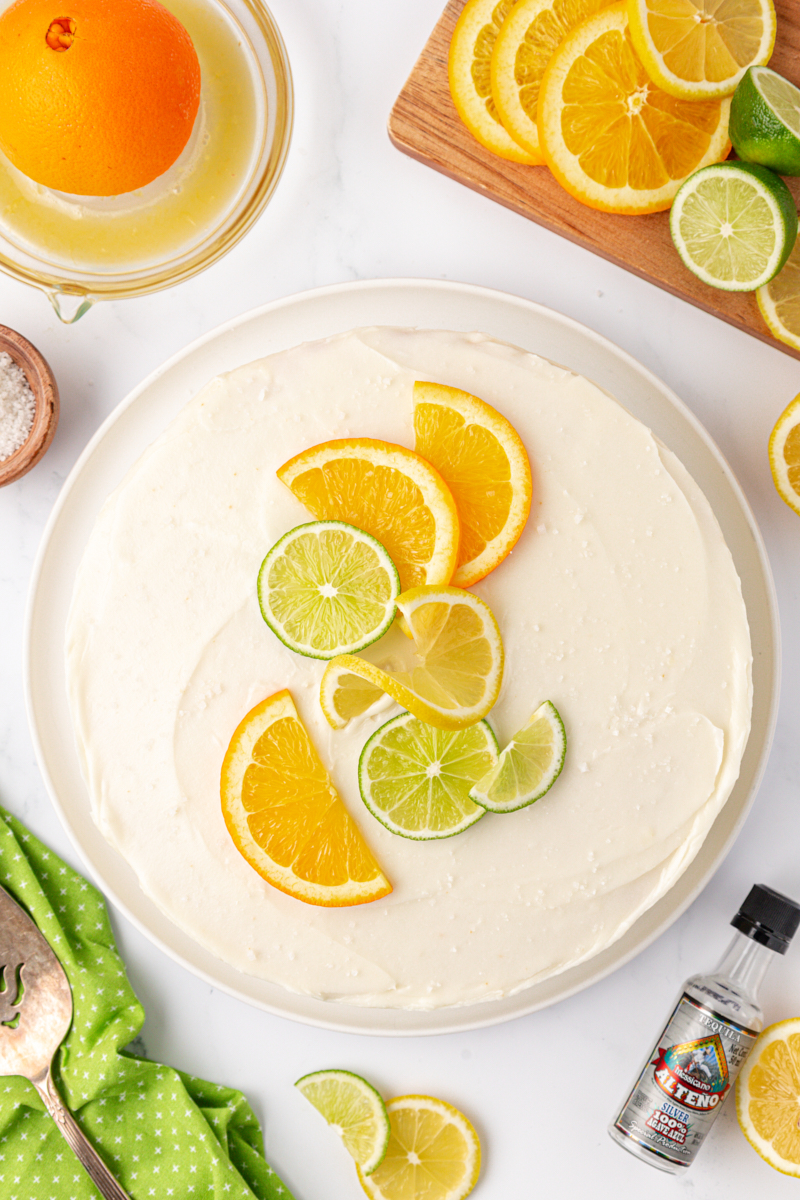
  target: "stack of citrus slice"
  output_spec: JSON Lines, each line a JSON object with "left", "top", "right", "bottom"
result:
{"left": 449, "top": 0, "right": 778, "bottom": 215}
{"left": 220, "top": 378, "right": 566, "bottom": 906}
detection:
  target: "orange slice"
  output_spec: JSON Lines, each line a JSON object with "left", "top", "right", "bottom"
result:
{"left": 413, "top": 381, "right": 532, "bottom": 587}
{"left": 220, "top": 690, "right": 391, "bottom": 907}
{"left": 537, "top": 2, "right": 732, "bottom": 213}
{"left": 448, "top": 0, "right": 540, "bottom": 163}
{"left": 277, "top": 439, "right": 460, "bottom": 592}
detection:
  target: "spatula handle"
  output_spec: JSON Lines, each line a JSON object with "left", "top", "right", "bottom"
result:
{"left": 35, "top": 1069, "right": 133, "bottom": 1200}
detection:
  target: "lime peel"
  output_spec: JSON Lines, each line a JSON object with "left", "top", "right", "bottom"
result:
{"left": 730, "top": 66, "right": 800, "bottom": 176}
{"left": 295, "top": 1069, "right": 390, "bottom": 1175}
{"left": 470, "top": 699, "right": 566, "bottom": 813}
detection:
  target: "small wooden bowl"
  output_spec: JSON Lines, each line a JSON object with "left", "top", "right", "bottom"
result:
{"left": 0, "top": 325, "right": 59, "bottom": 487}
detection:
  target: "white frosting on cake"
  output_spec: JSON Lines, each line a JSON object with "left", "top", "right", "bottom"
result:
{"left": 66, "top": 328, "right": 752, "bottom": 1008}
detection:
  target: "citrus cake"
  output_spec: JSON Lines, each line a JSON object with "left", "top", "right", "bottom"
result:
{"left": 65, "top": 328, "right": 752, "bottom": 1008}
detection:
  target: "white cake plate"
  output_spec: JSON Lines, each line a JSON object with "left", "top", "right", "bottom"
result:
{"left": 25, "top": 279, "right": 779, "bottom": 1035}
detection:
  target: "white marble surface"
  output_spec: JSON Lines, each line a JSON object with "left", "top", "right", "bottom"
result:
{"left": 2, "top": 1, "right": 800, "bottom": 1195}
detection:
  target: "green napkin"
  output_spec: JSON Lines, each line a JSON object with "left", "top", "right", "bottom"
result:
{"left": 0, "top": 806, "right": 296, "bottom": 1200}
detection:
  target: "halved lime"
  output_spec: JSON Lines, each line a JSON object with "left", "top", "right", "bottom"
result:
{"left": 469, "top": 700, "right": 565, "bottom": 813}
{"left": 731, "top": 67, "right": 800, "bottom": 177}
{"left": 358, "top": 712, "right": 498, "bottom": 839}
{"left": 257, "top": 521, "right": 400, "bottom": 659}
{"left": 295, "top": 1069, "right": 390, "bottom": 1175}
{"left": 670, "top": 162, "right": 799, "bottom": 293}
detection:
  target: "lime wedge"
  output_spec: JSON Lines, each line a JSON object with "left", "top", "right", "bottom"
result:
{"left": 358, "top": 712, "right": 498, "bottom": 839}
{"left": 670, "top": 162, "right": 799, "bottom": 292}
{"left": 296, "top": 1069, "right": 390, "bottom": 1175}
{"left": 469, "top": 700, "right": 565, "bottom": 813}
{"left": 257, "top": 521, "right": 400, "bottom": 659}
{"left": 731, "top": 67, "right": 800, "bottom": 177}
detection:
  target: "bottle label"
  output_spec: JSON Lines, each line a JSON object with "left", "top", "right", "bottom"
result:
{"left": 613, "top": 992, "right": 758, "bottom": 1168}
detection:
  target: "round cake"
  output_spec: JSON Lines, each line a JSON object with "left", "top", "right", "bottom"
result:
{"left": 66, "top": 328, "right": 752, "bottom": 1009}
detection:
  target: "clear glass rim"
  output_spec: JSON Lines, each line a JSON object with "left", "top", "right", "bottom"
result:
{"left": 0, "top": 0, "right": 293, "bottom": 305}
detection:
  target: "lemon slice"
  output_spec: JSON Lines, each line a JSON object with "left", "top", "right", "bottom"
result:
{"left": 357, "top": 1095, "right": 481, "bottom": 1200}
{"left": 320, "top": 586, "right": 504, "bottom": 732}
{"left": 469, "top": 700, "right": 566, "bottom": 812}
{"left": 758, "top": 235, "right": 800, "bottom": 352}
{"left": 737, "top": 1018, "right": 800, "bottom": 1175}
{"left": 768, "top": 393, "right": 800, "bottom": 518}
{"left": 277, "top": 438, "right": 460, "bottom": 592}
{"left": 627, "top": 0, "right": 776, "bottom": 101}
{"left": 537, "top": 2, "right": 732, "bottom": 214}
{"left": 491, "top": 0, "right": 615, "bottom": 160}
{"left": 220, "top": 690, "right": 391, "bottom": 906}
{"left": 296, "top": 1070, "right": 391, "bottom": 1176}
{"left": 413, "top": 381, "right": 532, "bottom": 587}
{"left": 449, "top": 0, "right": 540, "bottom": 163}
{"left": 257, "top": 521, "right": 400, "bottom": 659}
{"left": 358, "top": 713, "right": 498, "bottom": 839}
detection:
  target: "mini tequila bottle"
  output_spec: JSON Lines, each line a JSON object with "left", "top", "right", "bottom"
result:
{"left": 610, "top": 883, "right": 800, "bottom": 1172}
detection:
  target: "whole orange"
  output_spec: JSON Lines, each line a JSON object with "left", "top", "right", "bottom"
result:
{"left": 0, "top": 0, "right": 201, "bottom": 196}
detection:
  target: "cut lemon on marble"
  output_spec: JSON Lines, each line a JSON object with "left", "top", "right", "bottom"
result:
{"left": 357, "top": 1095, "right": 481, "bottom": 1200}
{"left": 448, "top": 0, "right": 540, "bottom": 163}
{"left": 537, "top": 2, "right": 733, "bottom": 213}
{"left": 320, "top": 586, "right": 504, "bottom": 732}
{"left": 277, "top": 439, "right": 459, "bottom": 592}
{"left": 737, "top": 1018, "right": 800, "bottom": 1175}
{"left": 627, "top": 0, "right": 776, "bottom": 101}
{"left": 670, "top": 161, "right": 798, "bottom": 291}
{"left": 768, "top": 394, "right": 800, "bottom": 518}
{"left": 490, "top": 0, "right": 616, "bottom": 160}
{"left": 358, "top": 713, "right": 497, "bottom": 839}
{"left": 413, "top": 381, "right": 532, "bottom": 587}
{"left": 758, "top": 235, "right": 800, "bottom": 351}
{"left": 220, "top": 690, "right": 391, "bottom": 907}
{"left": 470, "top": 700, "right": 566, "bottom": 812}
{"left": 296, "top": 1070, "right": 390, "bottom": 1175}
{"left": 257, "top": 521, "right": 400, "bottom": 659}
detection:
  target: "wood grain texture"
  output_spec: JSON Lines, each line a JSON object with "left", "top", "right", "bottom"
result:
{"left": 0, "top": 326, "right": 59, "bottom": 488}
{"left": 389, "top": 0, "right": 800, "bottom": 360}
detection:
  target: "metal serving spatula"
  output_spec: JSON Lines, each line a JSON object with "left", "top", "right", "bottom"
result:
{"left": 0, "top": 883, "right": 132, "bottom": 1200}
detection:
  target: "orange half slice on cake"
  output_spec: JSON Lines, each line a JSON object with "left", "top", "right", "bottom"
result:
{"left": 277, "top": 438, "right": 460, "bottom": 591}
{"left": 221, "top": 690, "right": 391, "bottom": 907}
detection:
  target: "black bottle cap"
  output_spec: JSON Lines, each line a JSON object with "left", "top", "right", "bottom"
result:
{"left": 731, "top": 884, "right": 800, "bottom": 954}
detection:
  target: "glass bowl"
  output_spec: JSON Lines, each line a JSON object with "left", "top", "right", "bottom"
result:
{"left": 0, "top": 0, "right": 292, "bottom": 322}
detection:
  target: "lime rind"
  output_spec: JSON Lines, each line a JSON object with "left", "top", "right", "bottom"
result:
{"left": 670, "top": 162, "right": 799, "bottom": 292}
{"left": 257, "top": 521, "right": 400, "bottom": 660}
{"left": 358, "top": 712, "right": 498, "bottom": 839}
{"left": 296, "top": 1069, "right": 390, "bottom": 1175}
{"left": 469, "top": 700, "right": 566, "bottom": 813}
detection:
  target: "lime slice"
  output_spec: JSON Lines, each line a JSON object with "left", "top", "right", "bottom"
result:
{"left": 257, "top": 521, "right": 400, "bottom": 660}
{"left": 670, "top": 162, "right": 799, "bottom": 292}
{"left": 469, "top": 700, "right": 565, "bottom": 813}
{"left": 296, "top": 1069, "right": 390, "bottom": 1175}
{"left": 358, "top": 712, "right": 498, "bottom": 839}
{"left": 731, "top": 67, "right": 800, "bottom": 177}
{"left": 758, "top": 234, "right": 800, "bottom": 350}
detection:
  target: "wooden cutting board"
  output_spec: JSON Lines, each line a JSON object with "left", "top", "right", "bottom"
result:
{"left": 389, "top": 0, "right": 800, "bottom": 361}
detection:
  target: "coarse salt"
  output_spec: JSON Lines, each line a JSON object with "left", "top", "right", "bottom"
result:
{"left": 0, "top": 351, "right": 35, "bottom": 462}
